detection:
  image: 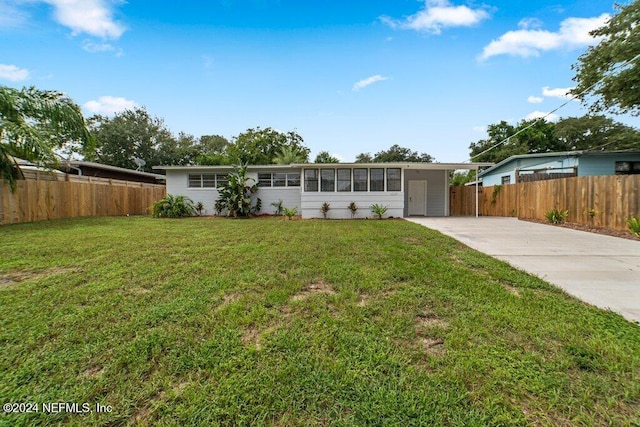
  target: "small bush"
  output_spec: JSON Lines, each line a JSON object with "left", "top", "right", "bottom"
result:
{"left": 271, "top": 200, "right": 284, "bottom": 216}
{"left": 347, "top": 201, "right": 358, "bottom": 218}
{"left": 370, "top": 203, "right": 388, "bottom": 220}
{"left": 545, "top": 208, "right": 568, "bottom": 224}
{"left": 283, "top": 207, "right": 298, "bottom": 220}
{"left": 320, "top": 202, "right": 330, "bottom": 219}
{"left": 628, "top": 216, "right": 640, "bottom": 237}
{"left": 195, "top": 201, "right": 204, "bottom": 216}
{"left": 152, "top": 195, "right": 196, "bottom": 218}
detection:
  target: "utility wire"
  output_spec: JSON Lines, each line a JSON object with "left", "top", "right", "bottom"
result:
{"left": 467, "top": 52, "right": 640, "bottom": 163}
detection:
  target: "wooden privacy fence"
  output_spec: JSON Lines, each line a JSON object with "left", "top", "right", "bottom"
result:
{"left": 0, "top": 178, "right": 166, "bottom": 225}
{"left": 450, "top": 175, "right": 640, "bottom": 231}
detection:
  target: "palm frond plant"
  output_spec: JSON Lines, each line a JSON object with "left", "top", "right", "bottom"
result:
{"left": 151, "top": 195, "right": 196, "bottom": 218}
{"left": 0, "top": 86, "right": 93, "bottom": 191}
{"left": 215, "top": 163, "right": 261, "bottom": 217}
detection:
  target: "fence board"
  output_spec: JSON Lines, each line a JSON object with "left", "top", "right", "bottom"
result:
{"left": 0, "top": 179, "right": 165, "bottom": 225}
{"left": 450, "top": 175, "right": 640, "bottom": 231}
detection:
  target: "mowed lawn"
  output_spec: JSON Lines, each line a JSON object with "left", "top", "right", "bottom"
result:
{"left": 0, "top": 217, "right": 639, "bottom": 426}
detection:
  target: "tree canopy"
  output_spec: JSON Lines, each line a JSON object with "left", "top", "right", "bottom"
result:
{"left": 226, "top": 127, "right": 309, "bottom": 165}
{"left": 355, "top": 145, "right": 434, "bottom": 163}
{"left": 0, "top": 85, "right": 92, "bottom": 190}
{"left": 469, "top": 115, "right": 640, "bottom": 165}
{"left": 572, "top": 0, "right": 640, "bottom": 115}
{"left": 314, "top": 151, "right": 340, "bottom": 163}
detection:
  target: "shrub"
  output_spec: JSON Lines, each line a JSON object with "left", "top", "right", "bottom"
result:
{"left": 283, "top": 207, "right": 298, "bottom": 220}
{"left": 271, "top": 200, "right": 284, "bottom": 216}
{"left": 628, "top": 216, "right": 640, "bottom": 237}
{"left": 370, "top": 203, "right": 388, "bottom": 220}
{"left": 195, "top": 201, "right": 204, "bottom": 216}
{"left": 347, "top": 201, "right": 358, "bottom": 219}
{"left": 320, "top": 202, "right": 330, "bottom": 219}
{"left": 216, "top": 164, "right": 262, "bottom": 217}
{"left": 545, "top": 208, "right": 568, "bottom": 224}
{"left": 152, "top": 195, "right": 196, "bottom": 218}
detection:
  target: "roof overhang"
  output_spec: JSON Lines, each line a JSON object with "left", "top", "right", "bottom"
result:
{"left": 155, "top": 162, "right": 494, "bottom": 171}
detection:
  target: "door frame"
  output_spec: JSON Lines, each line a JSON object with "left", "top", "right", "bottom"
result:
{"left": 408, "top": 180, "right": 427, "bottom": 216}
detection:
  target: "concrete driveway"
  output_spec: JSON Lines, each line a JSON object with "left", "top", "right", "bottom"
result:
{"left": 406, "top": 217, "right": 640, "bottom": 324}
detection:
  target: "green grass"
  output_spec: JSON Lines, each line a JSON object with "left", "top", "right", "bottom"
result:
{"left": 1, "top": 216, "right": 639, "bottom": 426}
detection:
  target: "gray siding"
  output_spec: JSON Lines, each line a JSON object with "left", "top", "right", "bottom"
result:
{"left": 403, "top": 169, "right": 447, "bottom": 216}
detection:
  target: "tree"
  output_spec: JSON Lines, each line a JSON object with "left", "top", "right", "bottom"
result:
{"left": 572, "top": 1, "right": 640, "bottom": 115}
{"left": 226, "top": 127, "right": 310, "bottom": 165}
{"left": 156, "top": 132, "right": 200, "bottom": 166}
{"left": 0, "top": 86, "right": 92, "bottom": 191}
{"left": 372, "top": 144, "right": 433, "bottom": 163}
{"left": 273, "top": 146, "right": 308, "bottom": 164}
{"left": 355, "top": 152, "right": 373, "bottom": 163}
{"left": 554, "top": 115, "right": 640, "bottom": 151}
{"left": 314, "top": 151, "right": 339, "bottom": 163}
{"left": 86, "top": 107, "right": 181, "bottom": 172}
{"left": 196, "top": 134, "right": 231, "bottom": 165}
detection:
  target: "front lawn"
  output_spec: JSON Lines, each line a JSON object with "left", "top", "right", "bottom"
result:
{"left": 1, "top": 217, "right": 638, "bottom": 426}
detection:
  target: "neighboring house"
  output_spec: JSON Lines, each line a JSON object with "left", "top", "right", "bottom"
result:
{"left": 60, "top": 161, "right": 166, "bottom": 184}
{"left": 479, "top": 151, "right": 640, "bottom": 186}
{"left": 154, "top": 162, "right": 491, "bottom": 219}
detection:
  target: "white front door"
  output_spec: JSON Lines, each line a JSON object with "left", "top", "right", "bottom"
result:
{"left": 408, "top": 180, "right": 427, "bottom": 216}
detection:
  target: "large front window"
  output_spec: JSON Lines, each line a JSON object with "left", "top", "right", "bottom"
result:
{"left": 370, "top": 168, "right": 384, "bottom": 191}
{"left": 321, "top": 169, "right": 335, "bottom": 192}
{"left": 304, "top": 169, "right": 319, "bottom": 191}
{"left": 387, "top": 168, "right": 401, "bottom": 191}
{"left": 337, "top": 169, "right": 351, "bottom": 192}
{"left": 353, "top": 169, "right": 367, "bottom": 192}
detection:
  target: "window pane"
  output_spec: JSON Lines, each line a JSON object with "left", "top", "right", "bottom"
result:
{"left": 337, "top": 168, "right": 351, "bottom": 192}
{"left": 202, "top": 174, "right": 216, "bottom": 187}
{"left": 273, "top": 172, "right": 286, "bottom": 187}
{"left": 370, "top": 168, "right": 384, "bottom": 191}
{"left": 188, "top": 174, "right": 201, "bottom": 188}
{"left": 353, "top": 169, "right": 367, "bottom": 192}
{"left": 216, "top": 174, "right": 229, "bottom": 187}
{"left": 304, "top": 169, "right": 318, "bottom": 191}
{"left": 321, "top": 169, "right": 335, "bottom": 192}
{"left": 387, "top": 168, "right": 401, "bottom": 191}
{"left": 258, "top": 173, "right": 272, "bottom": 187}
{"left": 287, "top": 172, "right": 300, "bottom": 187}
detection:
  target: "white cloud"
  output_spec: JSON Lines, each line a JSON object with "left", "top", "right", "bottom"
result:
{"left": 82, "top": 40, "right": 115, "bottom": 52}
{"left": 381, "top": 0, "right": 490, "bottom": 35}
{"left": 0, "top": 1, "right": 28, "bottom": 28}
{"left": 542, "top": 86, "right": 575, "bottom": 99}
{"left": 0, "top": 64, "right": 29, "bottom": 81}
{"left": 525, "top": 111, "right": 559, "bottom": 122}
{"left": 352, "top": 75, "right": 389, "bottom": 91}
{"left": 43, "top": 0, "right": 126, "bottom": 39}
{"left": 518, "top": 17, "right": 543, "bottom": 30}
{"left": 83, "top": 96, "right": 137, "bottom": 115}
{"left": 527, "top": 95, "right": 544, "bottom": 104}
{"left": 479, "top": 14, "right": 609, "bottom": 60}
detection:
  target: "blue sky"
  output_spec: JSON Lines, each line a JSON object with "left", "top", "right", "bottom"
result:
{"left": 1, "top": 0, "right": 636, "bottom": 162}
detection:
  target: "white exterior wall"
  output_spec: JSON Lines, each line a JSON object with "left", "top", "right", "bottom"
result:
{"left": 300, "top": 192, "right": 404, "bottom": 219}
{"left": 165, "top": 169, "right": 302, "bottom": 216}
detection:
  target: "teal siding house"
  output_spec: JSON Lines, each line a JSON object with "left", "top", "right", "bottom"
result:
{"left": 479, "top": 151, "right": 640, "bottom": 186}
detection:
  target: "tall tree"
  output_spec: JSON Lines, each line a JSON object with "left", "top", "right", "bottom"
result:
{"left": 554, "top": 115, "right": 640, "bottom": 151}
{"left": 0, "top": 86, "right": 92, "bottom": 190}
{"left": 196, "top": 134, "right": 231, "bottom": 165}
{"left": 372, "top": 144, "right": 434, "bottom": 163}
{"left": 226, "top": 127, "right": 309, "bottom": 165}
{"left": 354, "top": 152, "right": 373, "bottom": 163}
{"left": 86, "top": 107, "right": 179, "bottom": 172}
{"left": 314, "top": 151, "right": 340, "bottom": 163}
{"left": 572, "top": 0, "right": 640, "bottom": 115}
{"left": 273, "top": 146, "right": 308, "bottom": 164}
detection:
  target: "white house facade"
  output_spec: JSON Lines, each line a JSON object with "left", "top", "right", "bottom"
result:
{"left": 155, "top": 162, "right": 491, "bottom": 219}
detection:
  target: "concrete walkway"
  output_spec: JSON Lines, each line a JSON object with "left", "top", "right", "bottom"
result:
{"left": 406, "top": 217, "right": 640, "bottom": 324}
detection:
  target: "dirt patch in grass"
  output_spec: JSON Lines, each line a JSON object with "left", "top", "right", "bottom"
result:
{"left": 502, "top": 283, "right": 521, "bottom": 297}
{"left": 416, "top": 314, "right": 449, "bottom": 329}
{"left": 522, "top": 218, "right": 640, "bottom": 241}
{"left": 290, "top": 280, "right": 335, "bottom": 302}
{"left": 0, "top": 267, "right": 78, "bottom": 286}
{"left": 82, "top": 365, "right": 105, "bottom": 379}
{"left": 402, "top": 237, "right": 422, "bottom": 246}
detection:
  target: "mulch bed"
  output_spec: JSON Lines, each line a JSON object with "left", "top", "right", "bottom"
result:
{"left": 522, "top": 218, "right": 640, "bottom": 241}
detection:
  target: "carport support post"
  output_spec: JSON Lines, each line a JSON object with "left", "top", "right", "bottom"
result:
{"left": 475, "top": 166, "right": 479, "bottom": 218}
